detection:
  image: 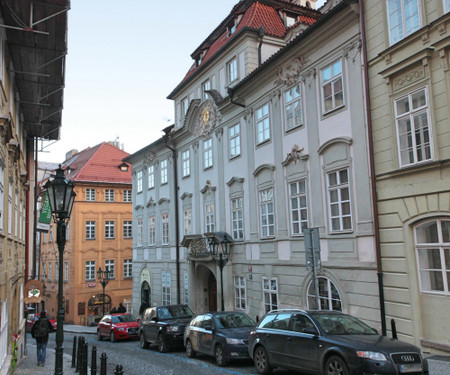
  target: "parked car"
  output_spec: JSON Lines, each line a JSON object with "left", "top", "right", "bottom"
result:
{"left": 184, "top": 311, "right": 256, "bottom": 367}
{"left": 139, "top": 305, "right": 194, "bottom": 352}
{"left": 97, "top": 313, "right": 140, "bottom": 342}
{"left": 249, "top": 309, "right": 429, "bottom": 375}
{"left": 26, "top": 313, "right": 57, "bottom": 333}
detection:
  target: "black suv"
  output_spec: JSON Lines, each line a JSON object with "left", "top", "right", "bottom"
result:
{"left": 248, "top": 309, "right": 429, "bottom": 375}
{"left": 139, "top": 305, "right": 194, "bottom": 352}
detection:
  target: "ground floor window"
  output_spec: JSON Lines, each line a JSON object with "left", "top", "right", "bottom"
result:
{"left": 262, "top": 277, "right": 278, "bottom": 313}
{"left": 162, "top": 272, "right": 171, "bottom": 305}
{"left": 234, "top": 276, "right": 246, "bottom": 310}
{"left": 88, "top": 294, "right": 111, "bottom": 316}
{"left": 307, "top": 277, "right": 342, "bottom": 311}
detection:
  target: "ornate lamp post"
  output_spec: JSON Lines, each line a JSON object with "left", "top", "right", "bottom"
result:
{"left": 97, "top": 267, "right": 111, "bottom": 316}
{"left": 207, "top": 233, "right": 232, "bottom": 311}
{"left": 44, "top": 165, "right": 75, "bottom": 375}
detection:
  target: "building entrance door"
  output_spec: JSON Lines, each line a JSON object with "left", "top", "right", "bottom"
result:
{"left": 208, "top": 272, "right": 217, "bottom": 312}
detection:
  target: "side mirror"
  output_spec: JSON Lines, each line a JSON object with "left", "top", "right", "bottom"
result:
{"left": 303, "top": 327, "right": 318, "bottom": 335}
{"left": 151, "top": 316, "right": 158, "bottom": 322}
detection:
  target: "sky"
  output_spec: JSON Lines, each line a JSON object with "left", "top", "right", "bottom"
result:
{"left": 40, "top": 0, "right": 326, "bottom": 163}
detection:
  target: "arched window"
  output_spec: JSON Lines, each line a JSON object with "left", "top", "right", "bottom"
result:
{"left": 415, "top": 218, "right": 450, "bottom": 294}
{"left": 307, "top": 277, "right": 342, "bottom": 311}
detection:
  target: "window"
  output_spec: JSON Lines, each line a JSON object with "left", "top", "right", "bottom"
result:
{"left": 160, "top": 159, "right": 168, "bottom": 184}
{"left": 49, "top": 226, "right": 53, "bottom": 242}
{"left": 234, "top": 276, "right": 246, "bottom": 309}
{"left": 149, "top": 216, "right": 156, "bottom": 245}
{"left": 48, "top": 262, "right": 52, "bottom": 280}
{"left": 8, "top": 182, "right": 12, "bottom": 234}
{"left": 289, "top": 180, "right": 308, "bottom": 235}
{"left": 162, "top": 272, "right": 171, "bottom": 305}
{"left": 256, "top": 103, "right": 270, "bottom": 144}
{"left": 137, "top": 218, "right": 143, "bottom": 247}
{"left": 446, "top": 0, "right": 450, "bottom": 13}
{"left": 123, "top": 220, "right": 132, "bottom": 239}
{"left": 387, "top": 0, "right": 420, "bottom": 45}
{"left": 42, "top": 263, "right": 46, "bottom": 279}
{"left": 229, "top": 123, "right": 241, "bottom": 158}
{"left": 182, "top": 97, "right": 189, "bottom": 117}
{"left": 307, "top": 277, "right": 342, "bottom": 311}
{"left": 227, "top": 21, "right": 236, "bottom": 36}
{"left": 123, "top": 189, "right": 132, "bottom": 202}
{"left": 105, "top": 221, "right": 115, "bottom": 239}
{"left": 1, "top": 300, "right": 8, "bottom": 365}
{"left": 286, "top": 14, "right": 296, "bottom": 27}
{"left": 394, "top": 88, "right": 432, "bottom": 167}
{"left": 227, "top": 57, "right": 238, "bottom": 83}
{"left": 262, "top": 277, "right": 278, "bottom": 313}
{"left": 86, "top": 221, "right": 96, "bottom": 240}
{"left": 328, "top": 169, "right": 352, "bottom": 232}
{"left": 184, "top": 273, "right": 189, "bottom": 305}
{"left": 259, "top": 188, "right": 275, "bottom": 237}
{"left": 162, "top": 213, "right": 169, "bottom": 245}
{"left": 184, "top": 208, "right": 192, "bottom": 235}
{"left": 321, "top": 59, "right": 343, "bottom": 113}
{"left": 202, "top": 79, "right": 210, "bottom": 100}
{"left": 85, "top": 261, "right": 96, "bottom": 281}
{"left": 55, "top": 262, "right": 59, "bottom": 281}
{"left": 205, "top": 203, "right": 215, "bottom": 233}
{"left": 64, "top": 262, "right": 69, "bottom": 281}
{"left": 137, "top": 170, "right": 143, "bottom": 193}
{"left": 105, "top": 189, "right": 114, "bottom": 202}
{"left": 203, "top": 138, "right": 213, "bottom": 169}
{"left": 284, "top": 85, "right": 303, "bottom": 130}
{"left": 182, "top": 150, "right": 190, "bottom": 177}
{"left": 124, "top": 259, "right": 132, "bottom": 278}
{"left": 0, "top": 165, "right": 4, "bottom": 231}
{"left": 231, "top": 197, "right": 244, "bottom": 240}
{"left": 415, "top": 219, "right": 450, "bottom": 294}
{"left": 65, "top": 223, "right": 70, "bottom": 241}
{"left": 148, "top": 166, "right": 154, "bottom": 189}
{"left": 86, "top": 188, "right": 96, "bottom": 201}
{"left": 105, "top": 260, "right": 115, "bottom": 280}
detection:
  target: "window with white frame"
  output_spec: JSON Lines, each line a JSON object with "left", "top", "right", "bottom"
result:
{"left": 387, "top": 0, "right": 420, "bottom": 45}
{"left": 123, "top": 220, "right": 132, "bottom": 239}
{"left": 55, "top": 262, "right": 59, "bottom": 281}
{"left": 86, "top": 221, "right": 96, "bottom": 240}
{"left": 65, "top": 223, "right": 70, "bottom": 241}
{"left": 86, "top": 188, "right": 96, "bottom": 201}
{"left": 182, "top": 97, "right": 189, "bottom": 117}
{"left": 162, "top": 213, "right": 169, "bottom": 245}
{"left": 1, "top": 300, "right": 9, "bottom": 365}
{"left": 328, "top": 168, "right": 352, "bottom": 232}
{"left": 203, "top": 138, "right": 213, "bottom": 169}
{"left": 137, "top": 217, "right": 143, "bottom": 246}
{"left": 105, "top": 189, "right": 114, "bottom": 202}
{"left": 256, "top": 103, "right": 270, "bottom": 144}
{"left": 321, "top": 59, "right": 343, "bottom": 113}
{"left": 105, "top": 260, "right": 115, "bottom": 279}
{"left": 204, "top": 203, "right": 215, "bottom": 233}
{"left": 19, "top": 201, "right": 23, "bottom": 240}
{"left": 149, "top": 216, "right": 156, "bottom": 245}
{"left": 284, "top": 85, "right": 303, "bottom": 130}
{"left": 85, "top": 261, "right": 96, "bottom": 281}
{"left": 231, "top": 197, "right": 244, "bottom": 240}
{"left": 262, "top": 277, "right": 278, "bottom": 313}
{"left": 445, "top": 0, "right": 450, "bottom": 13}
{"left": 227, "top": 57, "right": 238, "bottom": 83}
{"left": 48, "top": 262, "right": 52, "bottom": 280}
{"left": 14, "top": 192, "right": 18, "bottom": 238}
{"left": 394, "top": 87, "right": 432, "bottom": 167}
{"left": 49, "top": 225, "right": 53, "bottom": 242}
{"left": 184, "top": 208, "right": 192, "bottom": 235}
{"left": 415, "top": 219, "right": 450, "bottom": 294}
{"left": 182, "top": 150, "right": 190, "bottom": 177}
{"left": 184, "top": 273, "right": 189, "bottom": 305}
{"left": 289, "top": 180, "right": 308, "bottom": 235}
{"left": 124, "top": 259, "right": 132, "bottom": 278}
{"left": 259, "top": 188, "right": 275, "bottom": 237}
{"left": 162, "top": 272, "right": 171, "bottom": 305}
{"left": 234, "top": 276, "right": 246, "bottom": 309}
{"left": 64, "top": 262, "right": 69, "bottom": 281}
{"left": 307, "top": 277, "right": 342, "bottom": 311}
{"left": 202, "top": 79, "right": 210, "bottom": 100}
{"left": 42, "top": 262, "right": 46, "bottom": 279}
{"left": 123, "top": 189, "right": 132, "bottom": 202}
{"left": 148, "top": 165, "right": 154, "bottom": 189}
{"left": 105, "top": 220, "right": 115, "bottom": 239}
{"left": 0, "top": 165, "right": 4, "bottom": 231}
{"left": 229, "top": 123, "right": 241, "bottom": 158}
{"left": 160, "top": 159, "right": 168, "bottom": 184}
{"left": 8, "top": 181, "right": 12, "bottom": 234}
{"left": 137, "top": 170, "right": 143, "bottom": 193}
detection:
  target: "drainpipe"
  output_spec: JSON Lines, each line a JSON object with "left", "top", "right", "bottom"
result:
{"left": 258, "top": 27, "right": 265, "bottom": 66}
{"left": 359, "top": 0, "right": 387, "bottom": 335}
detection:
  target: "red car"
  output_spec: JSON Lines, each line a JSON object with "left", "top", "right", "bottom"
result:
{"left": 97, "top": 313, "right": 140, "bottom": 342}
{"left": 26, "top": 313, "right": 57, "bottom": 333}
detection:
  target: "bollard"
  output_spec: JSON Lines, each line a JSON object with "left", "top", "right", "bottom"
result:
{"left": 79, "top": 337, "right": 86, "bottom": 375}
{"left": 91, "top": 345, "right": 97, "bottom": 375}
{"left": 72, "top": 335, "right": 77, "bottom": 368}
{"left": 114, "top": 364, "right": 124, "bottom": 375}
{"left": 391, "top": 319, "right": 398, "bottom": 340}
{"left": 76, "top": 336, "right": 83, "bottom": 373}
{"left": 82, "top": 340, "right": 88, "bottom": 375}
{"left": 100, "top": 353, "right": 107, "bottom": 375}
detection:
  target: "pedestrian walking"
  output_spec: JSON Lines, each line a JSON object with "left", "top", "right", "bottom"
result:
{"left": 31, "top": 311, "right": 54, "bottom": 367}
{"left": 117, "top": 303, "right": 126, "bottom": 313}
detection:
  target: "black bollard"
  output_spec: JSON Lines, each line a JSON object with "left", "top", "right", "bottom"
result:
{"left": 91, "top": 346, "right": 97, "bottom": 375}
{"left": 76, "top": 336, "right": 83, "bottom": 372}
{"left": 82, "top": 340, "right": 88, "bottom": 375}
{"left": 114, "top": 364, "right": 124, "bottom": 375}
{"left": 72, "top": 335, "right": 77, "bottom": 368}
{"left": 100, "top": 352, "right": 107, "bottom": 375}
{"left": 391, "top": 319, "right": 398, "bottom": 340}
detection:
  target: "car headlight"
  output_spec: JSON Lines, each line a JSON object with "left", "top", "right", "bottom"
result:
{"left": 356, "top": 351, "right": 387, "bottom": 361}
{"left": 167, "top": 326, "right": 180, "bottom": 332}
{"left": 116, "top": 327, "right": 125, "bottom": 331}
{"left": 226, "top": 338, "right": 242, "bottom": 345}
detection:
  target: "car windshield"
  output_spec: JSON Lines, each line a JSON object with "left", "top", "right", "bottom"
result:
{"left": 159, "top": 306, "right": 193, "bottom": 319}
{"left": 112, "top": 315, "right": 137, "bottom": 323}
{"left": 313, "top": 314, "right": 377, "bottom": 335}
{"left": 214, "top": 313, "right": 255, "bottom": 329}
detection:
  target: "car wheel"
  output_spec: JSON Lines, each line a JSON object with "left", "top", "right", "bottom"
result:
{"left": 110, "top": 331, "right": 116, "bottom": 343}
{"left": 215, "top": 344, "right": 229, "bottom": 367}
{"left": 325, "top": 355, "right": 349, "bottom": 375}
{"left": 254, "top": 346, "right": 271, "bottom": 374}
{"left": 97, "top": 330, "right": 102, "bottom": 341}
{"left": 140, "top": 333, "right": 149, "bottom": 349}
{"left": 186, "top": 339, "right": 196, "bottom": 358}
{"left": 158, "top": 334, "right": 168, "bottom": 353}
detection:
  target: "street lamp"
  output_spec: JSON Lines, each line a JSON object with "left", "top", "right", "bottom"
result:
{"left": 44, "top": 165, "right": 75, "bottom": 375}
{"left": 207, "top": 232, "right": 232, "bottom": 311}
{"left": 97, "top": 267, "right": 111, "bottom": 316}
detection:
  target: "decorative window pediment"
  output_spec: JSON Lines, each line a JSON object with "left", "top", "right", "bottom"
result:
{"left": 282, "top": 144, "right": 309, "bottom": 166}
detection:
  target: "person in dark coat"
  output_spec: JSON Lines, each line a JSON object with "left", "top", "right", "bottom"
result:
{"left": 110, "top": 306, "right": 118, "bottom": 314}
{"left": 117, "top": 303, "right": 126, "bottom": 313}
{"left": 139, "top": 300, "right": 149, "bottom": 316}
{"left": 31, "top": 310, "right": 54, "bottom": 367}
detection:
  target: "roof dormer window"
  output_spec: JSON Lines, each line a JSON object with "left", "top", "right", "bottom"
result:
{"left": 228, "top": 22, "right": 236, "bottom": 37}
{"left": 286, "top": 14, "right": 297, "bottom": 27}
{"left": 119, "top": 163, "right": 129, "bottom": 172}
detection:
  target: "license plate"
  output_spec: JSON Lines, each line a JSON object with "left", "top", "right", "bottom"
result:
{"left": 399, "top": 363, "right": 422, "bottom": 373}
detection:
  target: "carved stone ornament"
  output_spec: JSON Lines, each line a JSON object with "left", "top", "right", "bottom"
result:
{"left": 195, "top": 100, "right": 222, "bottom": 137}
{"left": 301, "top": 68, "right": 316, "bottom": 88}
{"left": 321, "top": 0, "right": 341, "bottom": 14}
{"left": 274, "top": 56, "right": 309, "bottom": 87}
{"left": 189, "top": 237, "right": 209, "bottom": 258}
{"left": 392, "top": 67, "right": 425, "bottom": 92}
{"left": 282, "top": 144, "right": 309, "bottom": 166}
{"left": 146, "top": 197, "right": 156, "bottom": 208}
{"left": 344, "top": 39, "right": 362, "bottom": 64}
{"left": 145, "top": 152, "right": 156, "bottom": 165}
{"left": 201, "top": 180, "right": 216, "bottom": 195}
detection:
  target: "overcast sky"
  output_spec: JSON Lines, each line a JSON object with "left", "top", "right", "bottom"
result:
{"left": 40, "top": 0, "right": 326, "bottom": 163}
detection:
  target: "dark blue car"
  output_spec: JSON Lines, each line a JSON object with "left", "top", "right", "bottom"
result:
{"left": 184, "top": 311, "right": 256, "bottom": 366}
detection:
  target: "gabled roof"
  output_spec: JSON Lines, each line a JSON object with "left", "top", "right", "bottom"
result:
{"left": 61, "top": 142, "right": 131, "bottom": 184}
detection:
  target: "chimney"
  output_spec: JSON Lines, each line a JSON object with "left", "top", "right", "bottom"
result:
{"left": 65, "top": 149, "right": 78, "bottom": 161}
